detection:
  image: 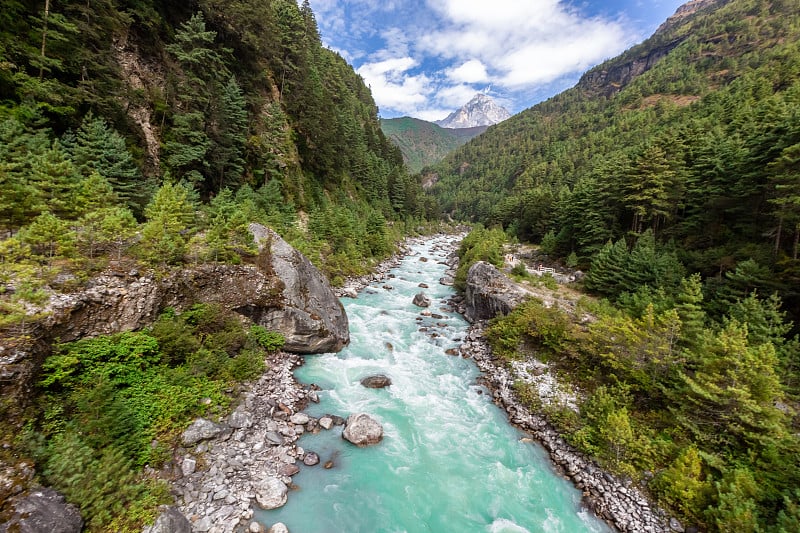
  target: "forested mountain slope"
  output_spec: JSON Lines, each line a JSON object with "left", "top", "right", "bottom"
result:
{"left": 428, "top": 0, "right": 800, "bottom": 318}
{"left": 0, "top": 0, "right": 432, "bottom": 282}
{"left": 380, "top": 116, "right": 486, "bottom": 173}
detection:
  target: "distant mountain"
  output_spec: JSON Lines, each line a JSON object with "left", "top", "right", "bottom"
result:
{"left": 434, "top": 94, "right": 511, "bottom": 128}
{"left": 380, "top": 117, "right": 487, "bottom": 173}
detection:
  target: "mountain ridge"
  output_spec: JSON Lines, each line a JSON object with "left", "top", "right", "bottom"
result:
{"left": 434, "top": 93, "right": 511, "bottom": 128}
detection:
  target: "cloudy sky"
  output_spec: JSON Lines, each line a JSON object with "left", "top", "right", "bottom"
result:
{"left": 306, "top": 0, "right": 687, "bottom": 121}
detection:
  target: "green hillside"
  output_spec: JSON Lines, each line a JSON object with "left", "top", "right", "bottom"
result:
{"left": 381, "top": 116, "right": 486, "bottom": 173}
{"left": 429, "top": 0, "right": 800, "bottom": 315}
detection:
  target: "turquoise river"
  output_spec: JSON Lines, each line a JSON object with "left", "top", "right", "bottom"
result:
{"left": 259, "top": 236, "right": 611, "bottom": 533}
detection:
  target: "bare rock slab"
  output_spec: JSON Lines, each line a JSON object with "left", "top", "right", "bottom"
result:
{"left": 0, "top": 488, "right": 83, "bottom": 533}
{"left": 342, "top": 413, "right": 384, "bottom": 447}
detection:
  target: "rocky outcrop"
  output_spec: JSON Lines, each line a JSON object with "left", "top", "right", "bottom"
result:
{"left": 0, "top": 223, "right": 348, "bottom": 433}
{"left": 578, "top": 40, "right": 683, "bottom": 97}
{"left": 0, "top": 487, "right": 83, "bottom": 533}
{"left": 245, "top": 223, "right": 348, "bottom": 353}
{"left": 463, "top": 261, "right": 531, "bottom": 322}
{"left": 142, "top": 506, "right": 191, "bottom": 533}
{"left": 342, "top": 413, "right": 384, "bottom": 447}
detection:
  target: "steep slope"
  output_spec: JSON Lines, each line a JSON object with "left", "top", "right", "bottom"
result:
{"left": 428, "top": 0, "right": 800, "bottom": 307}
{"left": 381, "top": 117, "right": 486, "bottom": 173}
{"left": 435, "top": 93, "right": 512, "bottom": 128}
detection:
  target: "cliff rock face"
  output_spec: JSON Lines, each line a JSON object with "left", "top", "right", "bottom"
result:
{"left": 0, "top": 224, "right": 348, "bottom": 429}
{"left": 464, "top": 261, "right": 531, "bottom": 322}
{"left": 244, "top": 223, "right": 349, "bottom": 353}
{"left": 578, "top": 0, "right": 727, "bottom": 97}
{"left": 578, "top": 40, "right": 682, "bottom": 96}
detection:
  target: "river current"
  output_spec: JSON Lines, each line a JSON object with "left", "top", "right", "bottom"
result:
{"left": 259, "top": 236, "right": 610, "bottom": 533}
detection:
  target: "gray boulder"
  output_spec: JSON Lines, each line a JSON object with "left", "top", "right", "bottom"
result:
{"left": 228, "top": 406, "right": 254, "bottom": 429}
{"left": 142, "top": 506, "right": 191, "bottom": 533}
{"left": 248, "top": 223, "right": 349, "bottom": 353}
{"left": 342, "top": 413, "right": 383, "bottom": 447}
{"left": 0, "top": 488, "right": 83, "bottom": 533}
{"left": 360, "top": 375, "right": 392, "bottom": 389}
{"left": 268, "top": 524, "right": 289, "bottom": 533}
{"left": 412, "top": 292, "right": 431, "bottom": 307}
{"left": 254, "top": 477, "right": 288, "bottom": 510}
{"left": 181, "top": 418, "right": 225, "bottom": 446}
{"left": 464, "top": 261, "right": 531, "bottom": 322}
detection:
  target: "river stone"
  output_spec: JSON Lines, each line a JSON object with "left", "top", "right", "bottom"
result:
{"left": 0, "top": 488, "right": 83, "bottom": 533}
{"left": 289, "top": 412, "right": 310, "bottom": 425}
{"left": 341, "top": 287, "right": 358, "bottom": 299}
{"left": 142, "top": 506, "right": 191, "bottom": 533}
{"left": 360, "top": 375, "right": 392, "bottom": 389}
{"left": 181, "top": 456, "right": 196, "bottom": 477}
{"left": 254, "top": 477, "right": 288, "bottom": 510}
{"left": 265, "top": 431, "right": 285, "bottom": 446}
{"left": 278, "top": 463, "right": 300, "bottom": 477}
{"left": 303, "top": 452, "right": 320, "bottom": 466}
{"left": 342, "top": 413, "right": 383, "bottom": 447}
{"left": 318, "top": 416, "right": 334, "bottom": 430}
{"left": 181, "top": 418, "right": 224, "bottom": 445}
{"left": 418, "top": 283, "right": 429, "bottom": 288}
{"left": 228, "top": 406, "right": 253, "bottom": 429}
{"left": 268, "top": 524, "right": 289, "bottom": 533}
{"left": 412, "top": 292, "right": 432, "bottom": 307}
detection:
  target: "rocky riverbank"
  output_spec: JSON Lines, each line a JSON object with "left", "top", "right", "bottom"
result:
{"left": 164, "top": 350, "right": 346, "bottom": 533}
{"left": 459, "top": 322, "right": 681, "bottom": 533}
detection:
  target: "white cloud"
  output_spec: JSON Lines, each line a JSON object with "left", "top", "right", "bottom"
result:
{"left": 422, "top": 0, "right": 632, "bottom": 94}
{"left": 310, "top": 0, "right": 637, "bottom": 118}
{"left": 447, "top": 60, "right": 489, "bottom": 84}
{"left": 356, "top": 57, "right": 433, "bottom": 113}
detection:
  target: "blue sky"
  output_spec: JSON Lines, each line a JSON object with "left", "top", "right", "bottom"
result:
{"left": 306, "top": 0, "right": 688, "bottom": 120}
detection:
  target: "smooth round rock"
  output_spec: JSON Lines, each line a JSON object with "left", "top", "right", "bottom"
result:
{"left": 254, "top": 477, "right": 288, "bottom": 510}
{"left": 342, "top": 413, "right": 384, "bottom": 447}
{"left": 360, "top": 375, "right": 392, "bottom": 389}
{"left": 268, "top": 523, "right": 289, "bottom": 533}
{"left": 303, "top": 452, "right": 320, "bottom": 466}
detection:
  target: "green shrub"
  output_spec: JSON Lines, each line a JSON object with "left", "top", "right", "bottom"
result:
{"left": 249, "top": 325, "right": 285, "bottom": 352}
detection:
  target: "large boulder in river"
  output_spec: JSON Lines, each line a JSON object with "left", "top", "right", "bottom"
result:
{"left": 342, "top": 413, "right": 384, "bottom": 446}
{"left": 0, "top": 487, "right": 83, "bottom": 533}
{"left": 360, "top": 375, "right": 392, "bottom": 388}
{"left": 254, "top": 477, "right": 288, "bottom": 510}
{"left": 412, "top": 292, "right": 431, "bottom": 307}
{"left": 464, "top": 261, "right": 531, "bottom": 322}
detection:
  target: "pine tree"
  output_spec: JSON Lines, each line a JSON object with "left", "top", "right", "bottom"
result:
{"left": 209, "top": 76, "right": 248, "bottom": 190}
{"left": 29, "top": 140, "right": 81, "bottom": 220}
{"left": 139, "top": 182, "right": 195, "bottom": 265}
{"left": 72, "top": 114, "right": 143, "bottom": 211}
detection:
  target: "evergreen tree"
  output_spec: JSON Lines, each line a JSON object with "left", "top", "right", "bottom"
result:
{"left": 139, "top": 182, "right": 195, "bottom": 265}
{"left": 209, "top": 76, "right": 248, "bottom": 190}
{"left": 72, "top": 114, "right": 143, "bottom": 212}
